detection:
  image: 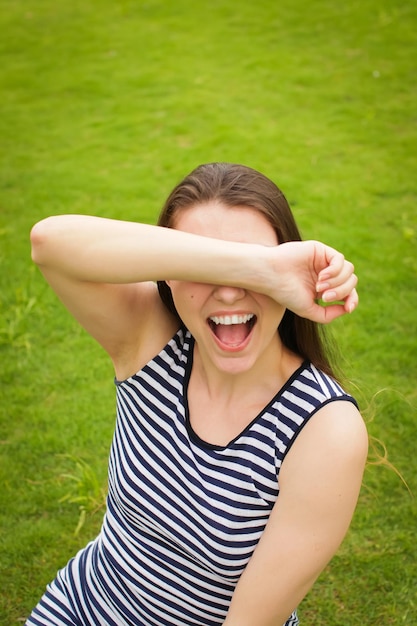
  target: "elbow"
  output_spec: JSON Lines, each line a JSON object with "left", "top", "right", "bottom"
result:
{"left": 30, "top": 216, "right": 61, "bottom": 266}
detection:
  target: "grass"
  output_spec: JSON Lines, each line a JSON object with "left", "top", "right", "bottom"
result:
{"left": 1, "top": 0, "right": 416, "bottom": 623}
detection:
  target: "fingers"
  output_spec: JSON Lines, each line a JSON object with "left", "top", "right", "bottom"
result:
{"left": 278, "top": 241, "right": 359, "bottom": 323}
{"left": 343, "top": 287, "right": 359, "bottom": 314}
{"left": 317, "top": 246, "right": 347, "bottom": 280}
{"left": 309, "top": 289, "right": 358, "bottom": 324}
{"left": 316, "top": 255, "right": 354, "bottom": 290}
{"left": 319, "top": 273, "right": 358, "bottom": 304}
{"left": 311, "top": 286, "right": 359, "bottom": 324}
{"left": 316, "top": 303, "right": 348, "bottom": 323}
{"left": 313, "top": 246, "right": 359, "bottom": 322}
{"left": 315, "top": 246, "right": 358, "bottom": 309}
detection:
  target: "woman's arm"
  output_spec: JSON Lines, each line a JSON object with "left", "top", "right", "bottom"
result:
{"left": 223, "top": 401, "right": 368, "bottom": 626}
{"left": 30, "top": 215, "right": 358, "bottom": 369}
{"left": 31, "top": 215, "right": 357, "bottom": 307}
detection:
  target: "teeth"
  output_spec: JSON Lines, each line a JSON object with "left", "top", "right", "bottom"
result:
{"left": 209, "top": 313, "right": 254, "bottom": 326}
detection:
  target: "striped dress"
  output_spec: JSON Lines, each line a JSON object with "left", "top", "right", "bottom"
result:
{"left": 27, "top": 328, "right": 356, "bottom": 626}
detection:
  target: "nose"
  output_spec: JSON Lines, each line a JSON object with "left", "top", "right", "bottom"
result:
{"left": 212, "top": 285, "right": 246, "bottom": 304}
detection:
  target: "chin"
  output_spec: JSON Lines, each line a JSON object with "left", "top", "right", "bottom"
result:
{"left": 212, "top": 353, "right": 258, "bottom": 376}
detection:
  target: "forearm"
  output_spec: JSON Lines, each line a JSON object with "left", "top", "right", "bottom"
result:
{"left": 223, "top": 569, "right": 312, "bottom": 626}
{"left": 31, "top": 215, "right": 358, "bottom": 322}
{"left": 30, "top": 214, "right": 269, "bottom": 289}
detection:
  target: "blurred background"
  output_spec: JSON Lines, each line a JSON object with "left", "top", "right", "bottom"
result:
{"left": 1, "top": 1, "right": 416, "bottom": 623}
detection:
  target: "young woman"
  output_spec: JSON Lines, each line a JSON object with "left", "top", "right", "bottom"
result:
{"left": 26, "top": 163, "right": 368, "bottom": 626}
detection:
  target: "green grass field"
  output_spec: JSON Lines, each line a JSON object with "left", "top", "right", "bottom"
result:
{"left": 1, "top": 0, "right": 416, "bottom": 623}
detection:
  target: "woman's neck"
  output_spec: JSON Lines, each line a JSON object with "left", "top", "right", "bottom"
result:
{"left": 187, "top": 338, "right": 303, "bottom": 446}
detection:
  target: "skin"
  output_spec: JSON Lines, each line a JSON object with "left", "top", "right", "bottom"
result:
{"left": 30, "top": 201, "right": 367, "bottom": 625}
{"left": 167, "top": 204, "right": 302, "bottom": 446}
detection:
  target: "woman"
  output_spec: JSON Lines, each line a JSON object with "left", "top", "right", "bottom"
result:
{"left": 27, "top": 163, "right": 368, "bottom": 626}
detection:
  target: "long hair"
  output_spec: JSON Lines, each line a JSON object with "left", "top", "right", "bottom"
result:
{"left": 157, "top": 162, "right": 339, "bottom": 380}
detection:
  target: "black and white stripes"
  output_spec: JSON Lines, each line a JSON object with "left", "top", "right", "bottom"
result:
{"left": 27, "top": 328, "right": 355, "bottom": 626}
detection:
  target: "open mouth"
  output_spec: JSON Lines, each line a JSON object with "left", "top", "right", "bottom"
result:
{"left": 207, "top": 313, "right": 256, "bottom": 349}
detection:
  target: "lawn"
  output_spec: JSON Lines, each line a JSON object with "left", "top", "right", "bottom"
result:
{"left": 1, "top": 0, "right": 416, "bottom": 624}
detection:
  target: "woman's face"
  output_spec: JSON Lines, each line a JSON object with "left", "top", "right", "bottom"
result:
{"left": 167, "top": 201, "right": 287, "bottom": 376}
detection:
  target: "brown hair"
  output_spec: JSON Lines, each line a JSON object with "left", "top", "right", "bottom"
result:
{"left": 157, "top": 162, "right": 339, "bottom": 379}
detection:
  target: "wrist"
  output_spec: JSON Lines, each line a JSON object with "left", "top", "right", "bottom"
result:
{"left": 251, "top": 244, "right": 287, "bottom": 297}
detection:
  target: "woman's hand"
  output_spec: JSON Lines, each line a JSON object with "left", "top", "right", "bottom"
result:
{"left": 266, "top": 241, "right": 358, "bottom": 323}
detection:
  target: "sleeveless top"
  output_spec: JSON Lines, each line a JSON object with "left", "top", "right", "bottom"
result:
{"left": 28, "top": 328, "right": 357, "bottom": 626}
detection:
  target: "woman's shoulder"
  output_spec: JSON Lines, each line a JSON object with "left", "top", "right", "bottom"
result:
{"left": 270, "top": 362, "right": 358, "bottom": 456}
{"left": 277, "top": 363, "right": 366, "bottom": 469}
{"left": 284, "top": 361, "right": 357, "bottom": 406}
